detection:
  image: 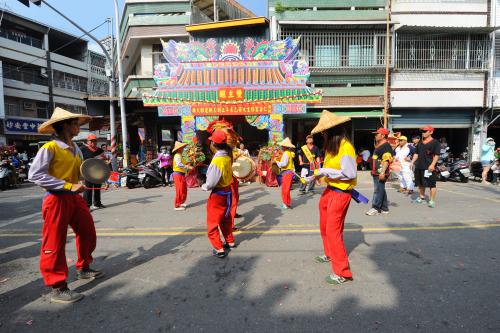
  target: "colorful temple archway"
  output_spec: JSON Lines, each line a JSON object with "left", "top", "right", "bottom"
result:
{"left": 142, "top": 37, "right": 322, "bottom": 143}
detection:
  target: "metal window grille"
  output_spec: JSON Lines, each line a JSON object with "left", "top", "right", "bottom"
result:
{"left": 2, "top": 62, "right": 48, "bottom": 86}
{"left": 152, "top": 44, "right": 167, "bottom": 71}
{"left": 395, "top": 33, "right": 490, "bottom": 71}
{"left": 53, "top": 71, "right": 88, "bottom": 93}
{"left": 279, "top": 28, "right": 388, "bottom": 72}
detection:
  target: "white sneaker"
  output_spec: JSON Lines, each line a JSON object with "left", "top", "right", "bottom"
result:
{"left": 365, "top": 208, "right": 379, "bottom": 216}
{"left": 380, "top": 210, "right": 389, "bottom": 215}
{"left": 174, "top": 206, "right": 186, "bottom": 211}
{"left": 180, "top": 203, "right": 187, "bottom": 208}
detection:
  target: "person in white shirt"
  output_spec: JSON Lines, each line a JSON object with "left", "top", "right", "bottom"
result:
{"left": 238, "top": 143, "right": 249, "bottom": 157}
{"left": 395, "top": 136, "right": 414, "bottom": 193}
{"left": 360, "top": 148, "right": 371, "bottom": 170}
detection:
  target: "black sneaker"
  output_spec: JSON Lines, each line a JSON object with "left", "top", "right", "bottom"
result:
{"left": 77, "top": 268, "right": 104, "bottom": 280}
{"left": 223, "top": 242, "right": 237, "bottom": 249}
{"left": 94, "top": 204, "right": 106, "bottom": 209}
{"left": 234, "top": 213, "right": 243, "bottom": 218}
{"left": 50, "top": 287, "right": 84, "bottom": 304}
{"left": 212, "top": 249, "right": 227, "bottom": 258}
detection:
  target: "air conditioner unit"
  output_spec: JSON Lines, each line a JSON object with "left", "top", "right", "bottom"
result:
{"left": 23, "top": 101, "right": 36, "bottom": 110}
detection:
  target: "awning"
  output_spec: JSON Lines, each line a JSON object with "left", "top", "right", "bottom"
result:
{"left": 285, "top": 110, "right": 400, "bottom": 119}
{"left": 395, "top": 25, "right": 497, "bottom": 33}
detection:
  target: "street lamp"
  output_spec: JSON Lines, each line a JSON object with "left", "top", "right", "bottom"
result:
{"left": 19, "top": 0, "right": 129, "bottom": 169}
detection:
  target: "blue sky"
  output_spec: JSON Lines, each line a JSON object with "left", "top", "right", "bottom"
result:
{"left": 5, "top": 0, "right": 268, "bottom": 41}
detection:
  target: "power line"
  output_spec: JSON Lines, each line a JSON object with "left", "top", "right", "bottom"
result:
{"left": 0, "top": 19, "right": 108, "bottom": 79}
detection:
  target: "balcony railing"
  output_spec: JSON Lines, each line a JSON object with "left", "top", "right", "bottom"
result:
{"left": 280, "top": 29, "right": 389, "bottom": 72}
{"left": 2, "top": 63, "right": 48, "bottom": 86}
{"left": 0, "top": 27, "right": 43, "bottom": 49}
{"left": 395, "top": 33, "right": 490, "bottom": 71}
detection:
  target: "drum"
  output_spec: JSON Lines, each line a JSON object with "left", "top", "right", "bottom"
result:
{"left": 232, "top": 156, "right": 256, "bottom": 182}
{"left": 80, "top": 158, "right": 110, "bottom": 184}
{"left": 271, "top": 162, "right": 280, "bottom": 175}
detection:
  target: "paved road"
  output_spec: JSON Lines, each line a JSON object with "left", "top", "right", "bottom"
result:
{"left": 0, "top": 173, "right": 499, "bottom": 332}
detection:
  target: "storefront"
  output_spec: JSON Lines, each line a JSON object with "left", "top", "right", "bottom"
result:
{"left": 142, "top": 37, "right": 322, "bottom": 146}
{"left": 390, "top": 109, "right": 475, "bottom": 156}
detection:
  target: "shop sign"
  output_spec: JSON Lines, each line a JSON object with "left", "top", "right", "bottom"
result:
{"left": 4, "top": 117, "right": 44, "bottom": 135}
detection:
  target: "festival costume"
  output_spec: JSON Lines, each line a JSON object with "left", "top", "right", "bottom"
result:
{"left": 202, "top": 150, "right": 235, "bottom": 251}
{"left": 276, "top": 150, "right": 295, "bottom": 207}
{"left": 29, "top": 138, "right": 96, "bottom": 288}
{"left": 172, "top": 150, "right": 188, "bottom": 208}
{"left": 316, "top": 140, "right": 357, "bottom": 279}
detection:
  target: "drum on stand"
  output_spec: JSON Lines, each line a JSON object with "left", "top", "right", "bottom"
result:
{"left": 232, "top": 156, "right": 256, "bottom": 182}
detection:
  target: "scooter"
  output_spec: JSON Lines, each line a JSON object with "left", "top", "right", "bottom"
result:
{"left": 16, "top": 165, "right": 28, "bottom": 183}
{"left": 122, "top": 161, "right": 146, "bottom": 189}
{"left": 447, "top": 159, "right": 470, "bottom": 183}
{"left": 0, "top": 160, "right": 16, "bottom": 190}
{"left": 142, "top": 159, "right": 163, "bottom": 189}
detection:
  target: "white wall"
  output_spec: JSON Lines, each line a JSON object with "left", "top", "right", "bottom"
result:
{"left": 392, "top": 0, "right": 489, "bottom": 27}
{"left": 391, "top": 72, "right": 486, "bottom": 107}
{"left": 0, "top": 61, "right": 5, "bottom": 145}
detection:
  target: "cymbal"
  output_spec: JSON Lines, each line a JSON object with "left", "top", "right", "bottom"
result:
{"left": 80, "top": 158, "right": 110, "bottom": 184}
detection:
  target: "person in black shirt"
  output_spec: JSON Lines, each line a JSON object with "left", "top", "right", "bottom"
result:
{"left": 412, "top": 125, "right": 440, "bottom": 208}
{"left": 366, "top": 128, "right": 394, "bottom": 216}
{"left": 298, "top": 135, "right": 321, "bottom": 194}
{"left": 80, "top": 134, "right": 106, "bottom": 209}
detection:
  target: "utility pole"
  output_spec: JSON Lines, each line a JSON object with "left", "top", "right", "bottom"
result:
{"left": 113, "top": 0, "right": 129, "bottom": 168}
{"left": 383, "top": 0, "right": 392, "bottom": 129}
{"left": 24, "top": 0, "right": 127, "bottom": 170}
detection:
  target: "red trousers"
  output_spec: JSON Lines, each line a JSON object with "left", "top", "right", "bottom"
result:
{"left": 173, "top": 173, "right": 187, "bottom": 208}
{"left": 40, "top": 193, "right": 96, "bottom": 287}
{"left": 230, "top": 177, "right": 239, "bottom": 228}
{"left": 206, "top": 187, "right": 235, "bottom": 250}
{"left": 281, "top": 172, "right": 294, "bottom": 207}
{"left": 319, "top": 187, "right": 353, "bottom": 278}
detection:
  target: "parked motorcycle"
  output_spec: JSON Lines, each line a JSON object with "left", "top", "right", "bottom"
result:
{"left": 0, "top": 160, "right": 16, "bottom": 190}
{"left": 470, "top": 161, "right": 493, "bottom": 182}
{"left": 142, "top": 159, "right": 163, "bottom": 189}
{"left": 17, "top": 165, "right": 28, "bottom": 183}
{"left": 122, "top": 161, "right": 145, "bottom": 189}
{"left": 447, "top": 159, "right": 470, "bottom": 183}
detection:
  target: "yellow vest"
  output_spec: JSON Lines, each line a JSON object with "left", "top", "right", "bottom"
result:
{"left": 323, "top": 140, "right": 357, "bottom": 191}
{"left": 211, "top": 155, "right": 233, "bottom": 188}
{"left": 42, "top": 140, "right": 82, "bottom": 190}
{"left": 281, "top": 151, "right": 295, "bottom": 172}
{"left": 173, "top": 153, "right": 187, "bottom": 173}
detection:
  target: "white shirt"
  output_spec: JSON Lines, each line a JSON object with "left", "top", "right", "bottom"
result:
{"left": 361, "top": 150, "right": 371, "bottom": 162}
{"left": 395, "top": 144, "right": 411, "bottom": 168}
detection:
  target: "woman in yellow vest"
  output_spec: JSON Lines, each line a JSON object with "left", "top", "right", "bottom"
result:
{"left": 275, "top": 137, "right": 296, "bottom": 209}
{"left": 171, "top": 141, "right": 189, "bottom": 211}
{"left": 307, "top": 111, "right": 357, "bottom": 285}
{"left": 201, "top": 130, "right": 236, "bottom": 258}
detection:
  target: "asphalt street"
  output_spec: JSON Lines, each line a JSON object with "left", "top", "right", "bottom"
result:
{"left": 0, "top": 173, "right": 499, "bottom": 332}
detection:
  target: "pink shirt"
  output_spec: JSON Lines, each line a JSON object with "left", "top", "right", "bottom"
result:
{"left": 158, "top": 153, "right": 172, "bottom": 168}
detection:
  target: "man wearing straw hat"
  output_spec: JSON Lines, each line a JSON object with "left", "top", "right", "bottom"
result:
{"left": 275, "top": 137, "right": 296, "bottom": 209}
{"left": 171, "top": 141, "right": 189, "bottom": 211}
{"left": 28, "top": 107, "right": 103, "bottom": 304}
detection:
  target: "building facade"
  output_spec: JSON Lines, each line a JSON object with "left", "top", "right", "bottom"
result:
{"left": 119, "top": 0, "right": 256, "bottom": 155}
{"left": 0, "top": 11, "right": 108, "bottom": 152}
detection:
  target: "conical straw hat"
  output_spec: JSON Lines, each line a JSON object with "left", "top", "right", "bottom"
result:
{"left": 310, "top": 110, "right": 351, "bottom": 135}
{"left": 279, "top": 137, "right": 295, "bottom": 149}
{"left": 172, "top": 141, "right": 188, "bottom": 153}
{"left": 38, "top": 107, "right": 92, "bottom": 134}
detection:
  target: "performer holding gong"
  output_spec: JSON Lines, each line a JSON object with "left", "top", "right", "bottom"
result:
{"left": 201, "top": 130, "right": 236, "bottom": 258}
{"left": 306, "top": 111, "right": 358, "bottom": 285}
{"left": 171, "top": 141, "right": 189, "bottom": 211}
{"left": 80, "top": 133, "right": 107, "bottom": 209}
{"left": 299, "top": 135, "right": 321, "bottom": 194}
{"left": 28, "top": 107, "right": 103, "bottom": 304}
{"left": 275, "top": 137, "right": 296, "bottom": 210}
